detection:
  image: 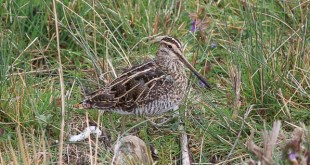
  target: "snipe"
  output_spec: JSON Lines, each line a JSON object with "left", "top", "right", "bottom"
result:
{"left": 76, "top": 36, "right": 210, "bottom": 116}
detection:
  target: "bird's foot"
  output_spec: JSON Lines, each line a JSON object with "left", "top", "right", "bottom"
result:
{"left": 147, "top": 114, "right": 178, "bottom": 127}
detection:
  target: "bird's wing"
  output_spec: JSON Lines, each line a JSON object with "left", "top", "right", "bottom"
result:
{"left": 79, "top": 60, "right": 174, "bottom": 112}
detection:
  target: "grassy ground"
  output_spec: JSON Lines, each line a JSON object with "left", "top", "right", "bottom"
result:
{"left": 0, "top": 0, "right": 309, "bottom": 164}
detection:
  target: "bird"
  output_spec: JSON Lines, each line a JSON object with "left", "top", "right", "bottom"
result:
{"left": 76, "top": 36, "right": 211, "bottom": 116}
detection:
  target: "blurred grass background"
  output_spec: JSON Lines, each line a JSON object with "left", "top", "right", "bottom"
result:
{"left": 0, "top": 0, "right": 309, "bottom": 164}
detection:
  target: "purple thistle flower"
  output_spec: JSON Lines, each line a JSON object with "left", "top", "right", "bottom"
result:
{"left": 211, "top": 42, "right": 217, "bottom": 49}
{"left": 288, "top": 153, "right": 296, "bottom": 160}
{"left": 190, "top": 19, "right": 201, "bottom": 32}
{"left": 190, "top": 20, "right": 196, "bottom": 32}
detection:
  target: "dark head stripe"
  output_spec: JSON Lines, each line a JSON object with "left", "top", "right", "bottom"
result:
{"left": 161, "top": 36, "right": 182, "bottom": 49}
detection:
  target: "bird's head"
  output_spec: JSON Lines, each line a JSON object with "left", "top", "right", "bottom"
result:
{"left": 151, "top": 35, "right": 211, "bottom": 88}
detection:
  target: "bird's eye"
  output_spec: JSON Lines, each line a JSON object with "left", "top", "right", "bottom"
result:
{"left": 167, "top": 45, "right": 172, "bottom": 49}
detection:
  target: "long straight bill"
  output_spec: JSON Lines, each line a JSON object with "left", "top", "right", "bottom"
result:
{"left": 178, "top": 55, "right": 211, "bottom": 88}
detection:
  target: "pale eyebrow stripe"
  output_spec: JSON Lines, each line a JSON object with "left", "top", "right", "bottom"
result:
{"left": 162, "top": 37, "right": 182, "bottom": 49}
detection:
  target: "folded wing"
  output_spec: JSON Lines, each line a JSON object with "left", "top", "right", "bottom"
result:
{"left": 80, "top": 60, "right": 174, "bottom": 113}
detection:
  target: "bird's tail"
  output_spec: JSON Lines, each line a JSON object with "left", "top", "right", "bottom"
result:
{"left": 73, "top": 100, "right": 92, "bottom": 109}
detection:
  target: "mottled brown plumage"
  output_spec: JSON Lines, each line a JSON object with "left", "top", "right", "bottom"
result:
{"left": 77, "top": 36, "right": 210, "bottom": 116}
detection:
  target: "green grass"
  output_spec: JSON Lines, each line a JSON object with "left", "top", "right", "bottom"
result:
{"left": 1, "top": 0, "right": 309, "bottom": 164}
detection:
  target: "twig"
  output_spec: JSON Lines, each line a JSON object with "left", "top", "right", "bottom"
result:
{"left": 179, "top": 123, "right": 191, "bottom": 165}
{"left": 179, "top": 110, "right": 191, "bottom": 165}
{"left": 68, "top": 126, "right": 102, "bottom": 142}
{"left": 52, "top": 1, "right": 66, "bottom": 164}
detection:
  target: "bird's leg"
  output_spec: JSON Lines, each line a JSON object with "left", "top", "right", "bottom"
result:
{"left": 148, "top": 106, "right": 179, "bottom": 127}
{"left": 120, "top": 116, "right": 128, "bottom": 133}
{"left": 108, "top": 113, "right": 117, "bottom": 132}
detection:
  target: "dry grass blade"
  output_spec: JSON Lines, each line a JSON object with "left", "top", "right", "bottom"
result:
{"left": 8, "top": 140, "right": 19, "bottom": 165}
{"left": 16, "top": 126, "right": 30, "bottom": 164}
{"left": 52, "top": 0, "right": 66, "bottom": 164}
{"left": 0, "top": 149, "right": 4, "bottom": 165}
{"left": 229, "top": 66, "right": 242, "bottom": 118}
{"left": 277, "top": 88, "right": 291, "bottom": 118}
